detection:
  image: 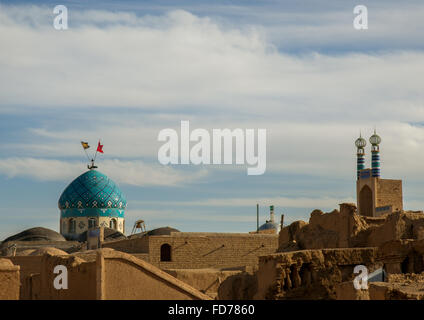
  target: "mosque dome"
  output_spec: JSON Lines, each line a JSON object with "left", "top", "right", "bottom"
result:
{"left": 58, "top": 170, "right": 126, "bottom": 213}
{"left": 147, "top": 227, "right": 180, "bottom": 236}
{"left": 2, "top": 227, "right": 66, "bottom": 242}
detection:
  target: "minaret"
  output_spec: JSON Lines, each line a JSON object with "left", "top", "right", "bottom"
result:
{"left": 355, "top": 133, "right": 367, "bottom": 179}
{"left": 369, "top": 130, "right": 382, "bottom": 178}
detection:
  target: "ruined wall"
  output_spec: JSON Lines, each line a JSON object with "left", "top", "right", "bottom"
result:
{"left": 255, "top": 248, "right": 381, "bottom": 300}
{"left": 279, "top": 204, "right": 368, "bottom": 251}
{"left": 0, "top": 258, "right": 20, "bottom": 300}
{"left": 148, "top": 233, "right": 278, "bottom": 270}
{"left": 336, "top": 274, "right": 424, "bottom": 300}
{"left": 335, "top": 281, "right": 370, "bottom": 300}
{"left": 377, "top": 179, "right": 403, "bottom": 212}
{"left": 377, "top": 239, "right": 424, "bottom": 274}
{"left": 279, "top": 204, "right": 424, "bottom": 251}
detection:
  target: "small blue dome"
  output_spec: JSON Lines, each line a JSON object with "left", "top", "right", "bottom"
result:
{"left": 258, "top": 221, "right": 278, "bottom": 231}
{"left": 58, "top": 170, "right": 126, "bottom": 215}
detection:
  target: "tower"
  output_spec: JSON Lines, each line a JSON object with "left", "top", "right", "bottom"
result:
{"left": 370, "top": 130, "right": 381, "bottom": 178}
{"left": 355, "top": 134, "right": 367, "bottom": 180}
{"left": 355, "top": 131, "right": 403, "bottom": 217}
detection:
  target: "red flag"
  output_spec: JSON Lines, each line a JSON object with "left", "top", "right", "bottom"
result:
{"left": 97, "top": 141, "right": 104, "bottom": 153}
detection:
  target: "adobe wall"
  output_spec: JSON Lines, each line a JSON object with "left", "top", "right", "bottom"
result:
{"left": 0, "top": 258, "right": 20, "bottom": 300}
{"left": 377, "top": 179, "right": 403, "bottom": 212}
{"left": 98, "top": 249, "right": 211, "bottom": 300}
{"left": 255, "top": 247, "right": 380, "bottom": 300}
{"left": 8, "top": 256, "right": 43, "bottom": 299}
{"left": 377, "top": 239, "right": 424, "bottom": 274}
{"left": 132, "top": 253, "right": 150, "bottom": 263}
{"left": 9, "top": 256, "right": 42, "bottom": 281}
{"left": 335, "top": 281, "right": 369, "bottom": 300}
{"left": 103, "top": 236, "right": 149, "bottom": 253}
{"left": 336, "top": 274, "right": 424, "bottom": 300}
{"left": 35, "top": 254, "right": 97, "bottom": 300}
{"left": 148, "top": 233, "right": 278, "bottom": 270}
{"left": 279, "top": 203, "right": 369, "bottom": 251}
{"left": 165, "top": 268, "right": 250, "bottom": 299}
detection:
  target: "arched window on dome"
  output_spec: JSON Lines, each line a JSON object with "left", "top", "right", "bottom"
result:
{"left": 69, "top": 219, "right": 76, "bottom": 234}
{"left": 160, "top": 243, "right": 172, "bottom": 262}
{"left": 88, "top": 218, "right": 97, "bottom": 229}
{"left": 110, "top": 218, "right": 117, "bottom": 230}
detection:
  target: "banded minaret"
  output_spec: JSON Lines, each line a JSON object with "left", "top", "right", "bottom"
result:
{"left": 369, "top": 130, "right": 382, "bottom": 178}
{"left": 355, "top": 134, "right": 367, "bottom": 179}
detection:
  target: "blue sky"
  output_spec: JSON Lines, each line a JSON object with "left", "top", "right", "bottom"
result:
{"left": 1, "top": 0, "right": 424, "bottom": 240}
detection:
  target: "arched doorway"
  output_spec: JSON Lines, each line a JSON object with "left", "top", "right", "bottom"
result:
{"left": 160, "top": 243, "right": 172, "bottom": 262}
{"left": 359, "top": 185, "right": 373, "bottom": 216}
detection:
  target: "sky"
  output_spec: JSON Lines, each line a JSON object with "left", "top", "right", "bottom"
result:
{"left": 0, "top": 0, "right": 424, "bottom": 240}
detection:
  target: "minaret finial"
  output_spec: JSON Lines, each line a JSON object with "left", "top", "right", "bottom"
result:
{"left": 355, "top": 132, "right": 367, "bottom": 180}
{"left": 369, "top": 130, "right": 381, "bottom": 178}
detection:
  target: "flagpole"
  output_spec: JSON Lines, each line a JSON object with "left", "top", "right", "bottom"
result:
{"left": 93, "top": 139, "right": 100, "bottom": 162}
{"left": 83, "top": 148, "right": 91, "bottom": 163}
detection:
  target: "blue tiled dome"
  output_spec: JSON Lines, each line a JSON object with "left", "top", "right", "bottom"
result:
{"left": 258, "top": 221, "right": 278, "bottom": 231}
{"left": 58, "top": 170, "right": 126, "bottom": 218}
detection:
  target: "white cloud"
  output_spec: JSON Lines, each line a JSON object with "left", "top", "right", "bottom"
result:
{"left": 0, "top": 157, "right": 207, "bottom": 186}
{"left": 0, "top": 5, "right": 423, "bottom": 124}
{"left": 1, "top": 5, "right": 424, "bottom": 212}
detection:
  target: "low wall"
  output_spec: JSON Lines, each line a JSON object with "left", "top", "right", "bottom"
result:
{"left": 10, "top": 249, "right": 216, "bottom": 300}
{"left": 0, "top": 259, "right": 20, "bottom": 300}
{"left": 98, "top": 249, "right": 211, "bottom": 300}
{"left": 8, "top": 256, "right": 43, "bottom": 299}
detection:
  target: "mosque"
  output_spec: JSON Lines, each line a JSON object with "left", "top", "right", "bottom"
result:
{"left": 355, "top": 131, "right": 403, "bottom": 217}
{"left": 58, "top": 169, "right": 127, "bottom": 240}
